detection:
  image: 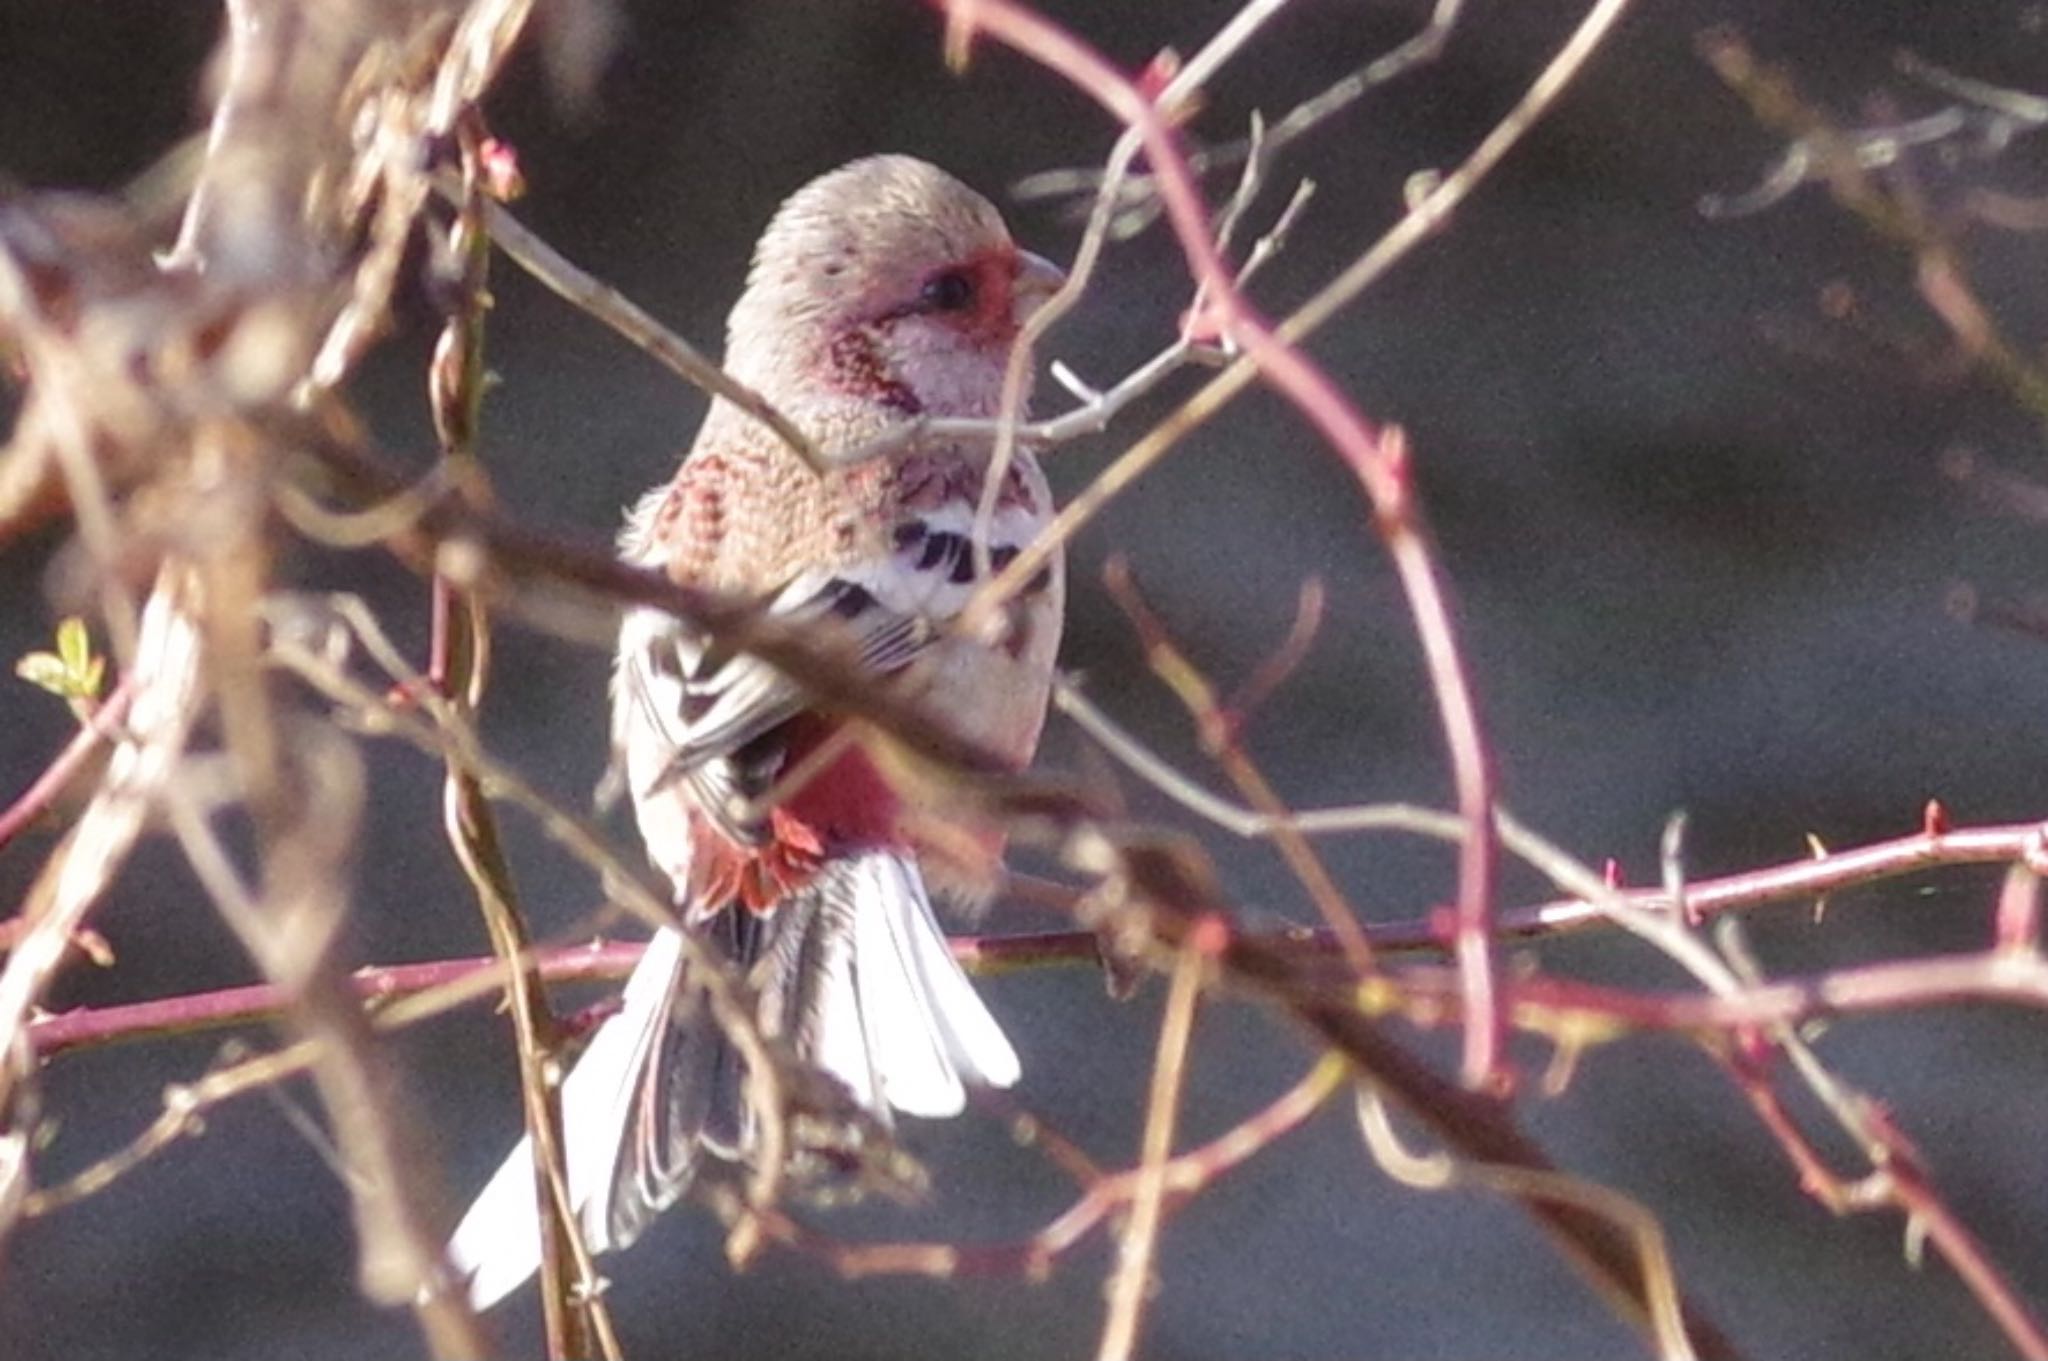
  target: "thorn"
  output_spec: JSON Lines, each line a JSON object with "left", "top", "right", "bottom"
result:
{"left": 724, "top": 1213, "right": 764, "bottom": 1270}
{"left": 1096, "top": 940, "right": 1144, "bottom": 1002}
{"left": 1602, "top": 857, "right": 1624, "bottom": 889}
{"left": 942, "top": 5, "right": 980, "bottom": 73}
{"left": 1481, "top": 1060, "right": 1520, "bottom": 1102}
{"left": 1660, "top": 810, "right": 1697, "bottom": 925}
{"left": 1188, "top": 911, "right": 1232, "bottom": 958}
{"left": 1427, "top": 904, "right": 1458, "bottom": 948}
{"left": 70, "top": 928, "right": 115, "bottom": 968}
{"left": 1806, "top": 833, "right": 1833, "bottom": 922}
{"left": 1540, "top": 1035, "right": 1584, "bottom": 1097}
{"left": 1921, "top": 798, "right": 1950, "bottom": 837}
{"left": 1378, "top": 424, "right": 1416, "bottom": 518}
{"left": 1135, "top": 47, "right": 1181, "bottom": 102}
{"left": 1902, "top": 1213, "right": 1930, "bottom": 1270}
{"left": 1994, "top": 862, "right": 2041, "bottom": 954}
{"left": 478, "top": 137, "right": 526, "bottom": 201}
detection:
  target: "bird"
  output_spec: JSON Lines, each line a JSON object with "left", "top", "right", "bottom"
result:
{"left": 447, "top": 155, "right": 1067, "bottom": 1308}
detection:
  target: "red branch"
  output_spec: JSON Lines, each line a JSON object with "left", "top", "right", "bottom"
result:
{"left": 23, "top": 931, "right": 1096, "bottom": 1057}
{"left": 29, "top": 816, "right": 2048, "bottom": 1057}
{"left": 935, "top": 0, "right": 1506, "bottom": 1090}
{"left": 0, "top": 679, "right": 135, "bottom": 856}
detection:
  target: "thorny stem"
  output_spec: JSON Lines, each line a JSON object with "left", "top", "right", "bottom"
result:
{"left": 20, "top": 935, "right": 571, "bottom": 1218}
{"left": 1732, "top": 1068, "right": 2048, "bottom": 1361}
{"left": 32, "top": 885, "right": 2048, "bottom": 1063}
{"left": 944, "top": 0, "right": 1641, "bottom": 1090}
{"left": 1712, "top": 888, "right": 2048, "bottom": 1361}
{"left": 32, "top": 793, "right": 2048, "bottom": 1058}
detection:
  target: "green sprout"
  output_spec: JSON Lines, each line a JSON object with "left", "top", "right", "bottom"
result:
{"left": 16, "top": 617, "right": 107, "bottom": 711}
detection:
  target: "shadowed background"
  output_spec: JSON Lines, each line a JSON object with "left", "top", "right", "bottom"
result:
{"left": 4, "top": 2, "right": 2048, "bottom": 1357}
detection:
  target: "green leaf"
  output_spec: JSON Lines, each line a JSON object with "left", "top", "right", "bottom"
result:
{"left": 55, "top": 617, "right": 90, "bottom": 674}
{"left": 17, "top": 618, "right": 106, "bottom": 703}
{"left": 15, "top": 652, "right": 69, "bottom": 695}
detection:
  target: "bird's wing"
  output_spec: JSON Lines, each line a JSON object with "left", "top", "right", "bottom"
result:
{"left": 615, "top": 564, "right": 929, "bottom": 847}
{"left": 614, "top": 465, "right": 1056, "bottom": 848}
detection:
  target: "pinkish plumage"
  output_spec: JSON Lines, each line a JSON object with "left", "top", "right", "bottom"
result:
{"left": 448, "top": 156, "right": 1065, "bottom": 1307}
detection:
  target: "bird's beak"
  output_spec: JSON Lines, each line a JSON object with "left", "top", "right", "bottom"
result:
{"left": 1011, "top": 250, "right": 1066, "bottom": 325}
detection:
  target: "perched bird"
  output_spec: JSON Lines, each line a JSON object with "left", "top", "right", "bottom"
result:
{"left": 448, "top": 155, "right": 1067, "bottom": 1306}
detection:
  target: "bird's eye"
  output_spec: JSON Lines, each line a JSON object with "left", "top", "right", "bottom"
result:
{"left": 921, "top": 269, "right": 977, "bottom": 312}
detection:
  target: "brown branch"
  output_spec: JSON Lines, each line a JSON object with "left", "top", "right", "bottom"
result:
{"left": 1097, "top": 923, "right": 1211, "bottom": 1361}
{"left": 1353, "top": 1084, "right": 1699, "bottom": 1361}
{"left": 744, "top": 1056, "right": 1345, "bottom": 1283}
{"left": 1140, "top": 885, "right": 1743, "bottom": 1360}
{"left": 1699, "top": 29, "right": 2048, "bottom": 428}
{"left": 460, "top": 180, "right": 824, "bottom": 473}
{"left": 1101, "top": 558, "right": 1375, "bottom": 976}
{"left": 428, "top": 134, "right": 615, "bottom": 1361}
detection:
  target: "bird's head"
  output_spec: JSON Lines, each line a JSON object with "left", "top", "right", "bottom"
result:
{"left": 724, "top": 156, "right": 1064, "bottom": 429}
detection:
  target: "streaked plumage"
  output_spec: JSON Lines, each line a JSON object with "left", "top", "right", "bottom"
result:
{"left": 448, "top": 156, "right": 1065, "bottom": 1306}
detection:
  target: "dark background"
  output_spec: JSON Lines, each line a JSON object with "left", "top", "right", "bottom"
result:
{"left": 4, "top": 2, "right": 2048, "bottom": 1357}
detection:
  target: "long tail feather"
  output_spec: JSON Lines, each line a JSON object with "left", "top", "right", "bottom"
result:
{"left": 446, "top": 928, "right": 685, "bottom": 1309}
{"left": 445, "top": 850, "right": 1018, "bottom": 1308}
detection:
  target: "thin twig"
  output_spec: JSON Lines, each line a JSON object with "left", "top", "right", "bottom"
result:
{"left": 1097, "top": 926, "right": 1210, "bottom": 1361}
{"left": 943, "top": 0, "right": 1509, "bottom": 1090}
{"left": 1100, "top": 558, "right": 1375, "bottom": 975}
{"left": 0, "top": 678, "right": 135, "bottom": 855}
{"left": 1354, "top": 1083, "right": 1698, "bottom": 1361}
{"left": 1699, "top": 30, "right": 2048, "bottom": 427}
{"left": 749, "top": 1055, "right": 1345, "bottom": 1283}
{"left": 462, "top": 181, "right": 824, "bottom": 472}
{"left": 1014, "top": 0, "right": 1465, "bottom": 235}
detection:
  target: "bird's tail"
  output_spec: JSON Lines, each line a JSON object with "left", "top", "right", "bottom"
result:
{"left": 446, "top": 850, "right": 1019, "bottom": 1309}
